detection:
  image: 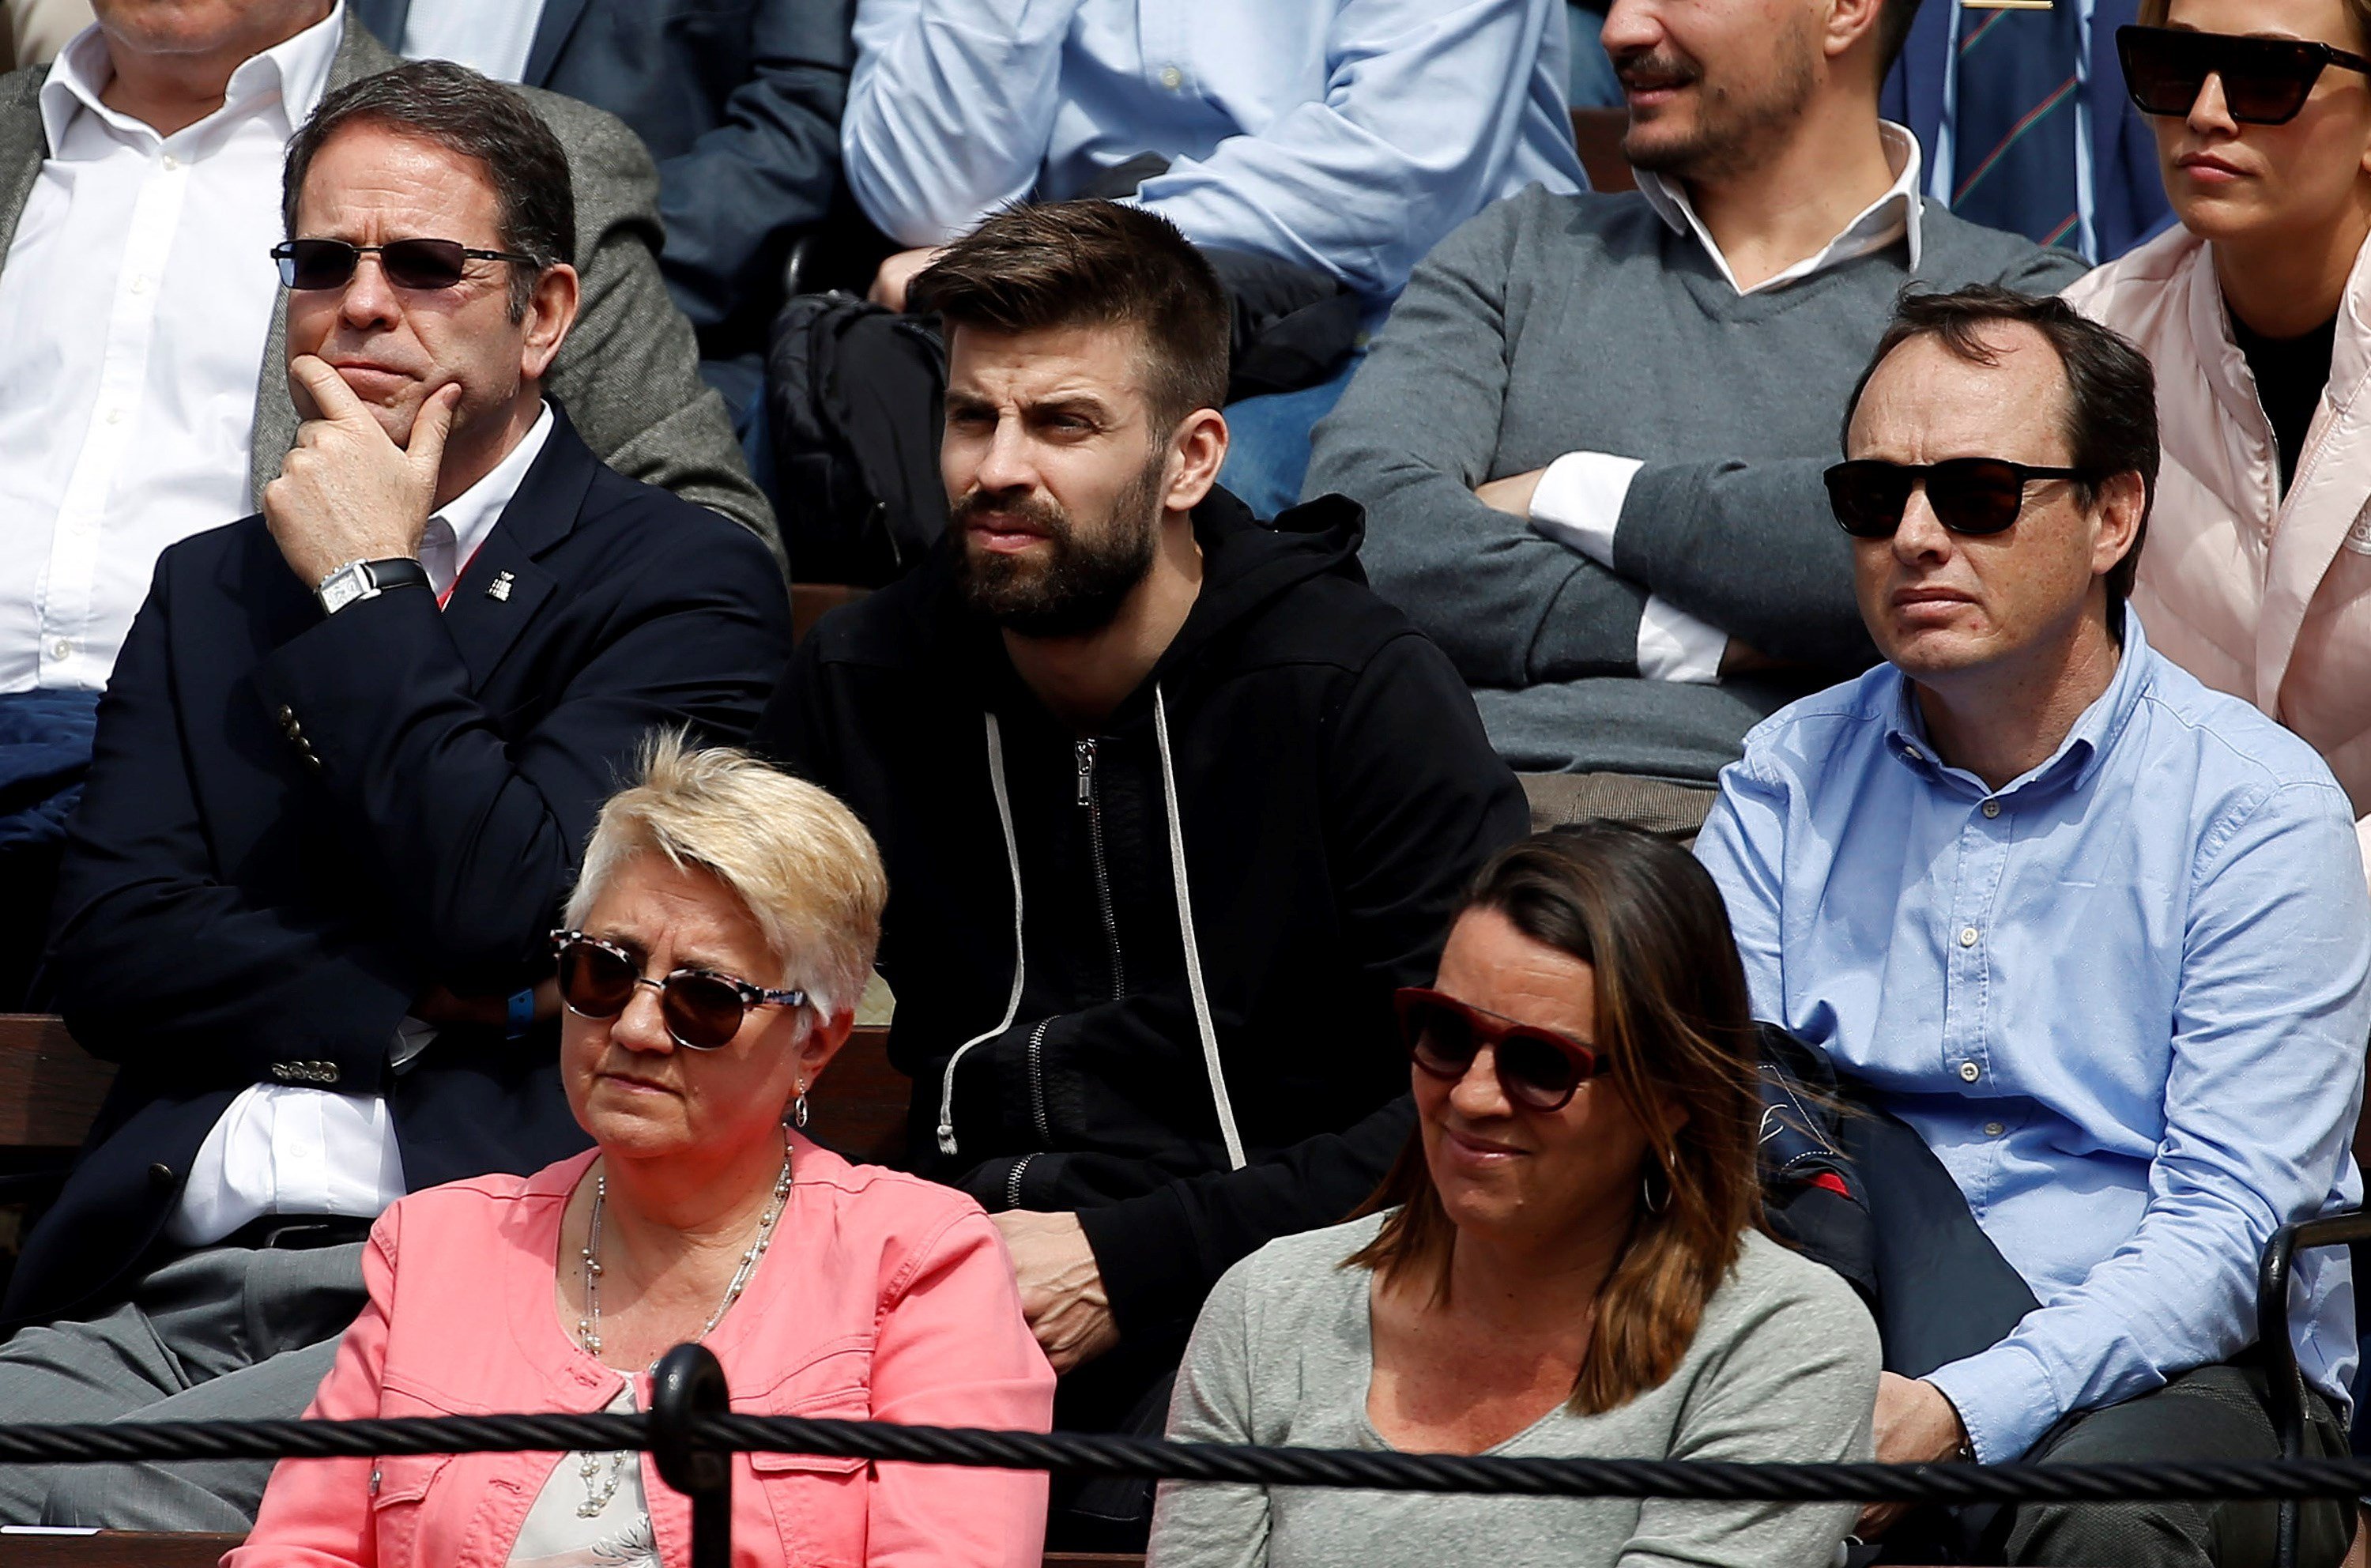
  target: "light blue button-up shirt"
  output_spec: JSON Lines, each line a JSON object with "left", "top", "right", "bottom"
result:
{"left": 1694, "top": 615, "right": 2370, "bottom": 1462}
{"left": 842, "top": 0, "right": 1588, "bottom": 305}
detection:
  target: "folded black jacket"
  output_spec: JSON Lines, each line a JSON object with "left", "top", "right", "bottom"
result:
{"left": 755, "top": 488, "right": 1529, "bottom": 1346}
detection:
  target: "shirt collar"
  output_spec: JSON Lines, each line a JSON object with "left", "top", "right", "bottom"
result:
{"left": 1634, "top": 121, "right": 1924, "bottom": 296}
{"left": 428, "top": 402, "right": 556, "bottom": 597}
{"left": 40, "top": 2, "right": 345, "bottom": 156}
{"left": 1882, "top": 610, "right": 2158, "bottom": 801}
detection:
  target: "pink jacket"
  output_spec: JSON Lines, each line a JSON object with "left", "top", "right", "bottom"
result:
{"left": 2065, "top": 227, "right": 2371, "bottom": 867}
{"left": 226, "top": 1140, "right": 1055, "bottom": 1568}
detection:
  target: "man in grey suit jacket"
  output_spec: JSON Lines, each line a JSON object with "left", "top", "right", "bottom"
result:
{"left": 0, "top": 3, "right": 777, "bottom": 548}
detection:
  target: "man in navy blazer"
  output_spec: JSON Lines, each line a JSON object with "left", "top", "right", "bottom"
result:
{"left": 352, "top": 0, "right": 852, "bottom": 354}
{"left": 0, "top": 63, "right": 791, "bottom": 1530}
{"left": 1883, "top": 0, "right": 2173, "bottom": 265}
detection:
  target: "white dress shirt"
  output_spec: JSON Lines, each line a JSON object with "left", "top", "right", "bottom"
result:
{"left": 167, "top": 405, "right": 557, "bottom": 1248}
{"left": 1526, "top": 124, "right": 1926, "bottom": 684}
{"left": 0, "top": 6, "right": 343, "bottom": 694}
{"left": 397, "top": 0, "right": 548, "bottom": 85}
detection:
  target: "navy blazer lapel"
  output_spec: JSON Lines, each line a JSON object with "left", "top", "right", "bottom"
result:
{"left": 522, "top": 0, "right": 593, "bottom": 87}
{"left": 439, "top": 409, "right": 599, "bottom": 689}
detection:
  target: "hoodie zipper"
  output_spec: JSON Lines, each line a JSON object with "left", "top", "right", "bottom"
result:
{"left": 1023, "top": 1019, "right": 1053, "bottom": 1143}
{"left": 1005, "top": 1152, "right": 1037, "bottom": 1208}
{"left": 1075, "top": 739, "right": 1127, "bottom": 999}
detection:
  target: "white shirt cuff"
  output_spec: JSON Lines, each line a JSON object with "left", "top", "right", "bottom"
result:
{"left": 1638, "top": 595, "right": 1726, "bottom": 683}
{"left": 1525, "top": 451, "right": 1644, "bottom": 569}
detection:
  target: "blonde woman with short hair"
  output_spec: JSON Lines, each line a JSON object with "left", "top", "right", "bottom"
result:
{"left": 234, "top": 737, "right": 1055, "bottom": 1568}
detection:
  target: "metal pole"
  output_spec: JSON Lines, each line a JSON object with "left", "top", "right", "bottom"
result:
{"left": 652, "top": 1343, "right": 733, "bottom": 1568}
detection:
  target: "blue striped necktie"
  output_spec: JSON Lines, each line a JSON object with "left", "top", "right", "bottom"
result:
{"left": 1951, "top": 1, "right": 2083, "bottom": 249}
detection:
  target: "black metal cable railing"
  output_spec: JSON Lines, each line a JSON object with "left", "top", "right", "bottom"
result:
{"left": 9, "top": 1346, "right": 2369, "bottom": 1568}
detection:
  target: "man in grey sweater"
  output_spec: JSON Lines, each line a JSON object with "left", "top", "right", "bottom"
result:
{"left": 1304, "top": 0, "right": 2086, "bottom": 819}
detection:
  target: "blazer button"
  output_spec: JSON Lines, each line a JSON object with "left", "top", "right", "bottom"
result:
{"left": 147, "top": 1162, "right": 176, "bottom": 1189}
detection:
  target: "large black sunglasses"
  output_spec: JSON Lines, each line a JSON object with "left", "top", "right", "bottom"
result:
{"left": 271, "top": 238, "right": 538, "bottom": 292}
{"left": 2118, "top": 24, "right": 2371, "bottom": 125}
{"left": 1393, "top": 987, "right": 1606, "bottom": 1113}
{"left": 551, "top": 930, "right": 805, "bottom": 1050}
{"left": 1825, "top": 458, "right": 2097, "bottom": 540}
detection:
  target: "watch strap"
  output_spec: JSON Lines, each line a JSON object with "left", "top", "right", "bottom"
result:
{"left": 359, "top": 558, "right": 431, "bottom": 594}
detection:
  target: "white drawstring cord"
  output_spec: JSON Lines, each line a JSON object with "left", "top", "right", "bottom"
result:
{"left": 1155, "top": 686, "right": 1246, "bottom": 1170}
{"left": 937, "top": 712, "right": 1026, "bottom": 1156}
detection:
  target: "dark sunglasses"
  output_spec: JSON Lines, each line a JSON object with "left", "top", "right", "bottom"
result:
{"left": 2118, "top": 24, "right": 2371, "bottom": 125}
{"left": 1824, "top": 458, "right": 2096, "bottom": 540}
{"left": 1393, "top": 987, "right": 1605, "bottom": 1113}
{"left": 551, "top": 930, "right": 805, "bottom": 1050}
{"left": 271, "top": 237, "right": 538, "bottom": 292}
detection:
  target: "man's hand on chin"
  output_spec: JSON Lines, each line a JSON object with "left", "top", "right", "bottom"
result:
{"left": 264, "top": 356, "right": 460, "bottom": 590}
{"left": 990, "top": 1208, "right": 1120, "bottom": 1374}
{"left": 1855, "top": 1373, "right": 1972, "bottom": 1540}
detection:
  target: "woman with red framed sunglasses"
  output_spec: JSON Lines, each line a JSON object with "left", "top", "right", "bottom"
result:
{"left": 1149, "top": 825, "right": 1879, "bottom": 1568}
{"left": 2067, "top": 0, "right": 2371, "bottom": 878}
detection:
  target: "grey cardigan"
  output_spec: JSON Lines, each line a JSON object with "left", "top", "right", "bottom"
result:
{"left": 0, "top": 18, "right": 779, "bottom": 563}
{"left": 1151, "top": 1216, "right": 1880, "bottom": 1568}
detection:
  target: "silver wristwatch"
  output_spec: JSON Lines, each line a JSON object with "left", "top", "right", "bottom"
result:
{"left": 316, "top": 557, "right": 432, "bottom": 616}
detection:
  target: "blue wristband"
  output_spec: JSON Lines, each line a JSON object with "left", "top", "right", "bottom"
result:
{"left": 506, "top": 987, "right": 536, "bottom": 1040}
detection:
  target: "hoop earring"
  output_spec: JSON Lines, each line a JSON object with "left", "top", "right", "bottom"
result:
{"left": 790, "top": 1084, "right": 810, "bottom": 1130}
{"left": 1641, "top": 1166, "right": 1669, "bottom": 1216}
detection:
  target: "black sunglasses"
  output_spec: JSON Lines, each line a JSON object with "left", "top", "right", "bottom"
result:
{"left": 1824, "top": 458, "right": 2097, "bottom": 540}
{"left": 551, "top": 930, "right": 805, "bottom": 1050}
{"left": 271, "top": 238, "right": 538, "bottom": 292}
{"left": 2118, "top": 24, "right": 2371, "bottom": 125}
{"left": 1393, "top": 987, "right": 1606, "bottom": 1113}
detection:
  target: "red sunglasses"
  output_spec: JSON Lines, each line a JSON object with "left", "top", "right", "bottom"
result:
{"left": 1393, "top": 987, "right": 1606, "bottom": 1112}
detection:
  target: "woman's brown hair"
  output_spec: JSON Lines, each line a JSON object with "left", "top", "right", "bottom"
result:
{"left": 1347, "top": 822, "right": 1766, "bottom": 1416}
{"left": 2135, "top": 0, "right": 2371, "bottom": 48}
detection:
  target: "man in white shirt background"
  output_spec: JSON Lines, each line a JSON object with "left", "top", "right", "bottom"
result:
{"left": 0, "top": 0, "right": 773, "bottom": 1007}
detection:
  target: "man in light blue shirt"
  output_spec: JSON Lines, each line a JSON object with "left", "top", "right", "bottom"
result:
{"left": 1695, "top": 286, "right": 2367, "bottom": 1568}
{"left": 841, "top": 0, "right": 1587, "bottom": 513}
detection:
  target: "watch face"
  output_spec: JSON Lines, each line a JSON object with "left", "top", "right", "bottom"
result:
{"left": 319, "top": 565, "right": 370, "bottom": 615}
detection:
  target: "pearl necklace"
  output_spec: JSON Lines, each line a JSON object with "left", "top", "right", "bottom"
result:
{"left": 571, "top": 1139, "right": 795, "bottom": 1517}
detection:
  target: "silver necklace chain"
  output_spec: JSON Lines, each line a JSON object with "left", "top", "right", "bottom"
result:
{"left": 571, "top": 1138, "right": 795, "bottom": 1517}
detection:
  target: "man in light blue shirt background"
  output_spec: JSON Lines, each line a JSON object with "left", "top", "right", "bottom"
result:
{"left": 840, "top": 0, "right": 1588, "bottom": 514}
{"left": 1695, "top": 286, "right": 2368, "bottom": 1568}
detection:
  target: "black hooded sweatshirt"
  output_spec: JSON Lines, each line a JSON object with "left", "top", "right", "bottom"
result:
{"left": 755, "top": 489, "right": 1529, "bottom": 1348}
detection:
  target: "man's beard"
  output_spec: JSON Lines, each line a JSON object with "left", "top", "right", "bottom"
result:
{"left": 952, "top": 450, "right": 1167, "bottom": 639}
{"left": 1616, "top": 32, "right": 1819, "bottom": 185}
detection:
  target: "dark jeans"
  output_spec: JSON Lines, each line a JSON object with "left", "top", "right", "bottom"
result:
{"left": 1883, "top": 1361, "right": 2352, "bottom": 1568}
{"left": 0, "top": 688, "right": 102, "bottom": 1007}
{"left": 1044, "top": 1332, "right": 1184, "bottom": 1552}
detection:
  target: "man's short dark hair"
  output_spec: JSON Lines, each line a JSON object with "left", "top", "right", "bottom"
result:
{"left": 913, "top": 201, "right": 1232, "bottom": 436}
{"left": 283, "top": 61, "right": 575, "bottom": 321}
{"left": 1874, "top": 0, "right": 1921, "bottom": 77}
{"left": 1841, "top": 285, "right": 2160, "bottom": 637}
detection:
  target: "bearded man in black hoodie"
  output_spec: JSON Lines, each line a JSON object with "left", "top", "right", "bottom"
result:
{"left": 755, "top": 200, "right": 1529, "bottom": 1528}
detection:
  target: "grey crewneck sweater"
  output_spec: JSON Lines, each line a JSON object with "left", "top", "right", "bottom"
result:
{"left": 1150, "top": 1216, "right": 1880, "bottom": 1568}
{"left": 1306, "top": 185, "right": 2085, "bottom": 779}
